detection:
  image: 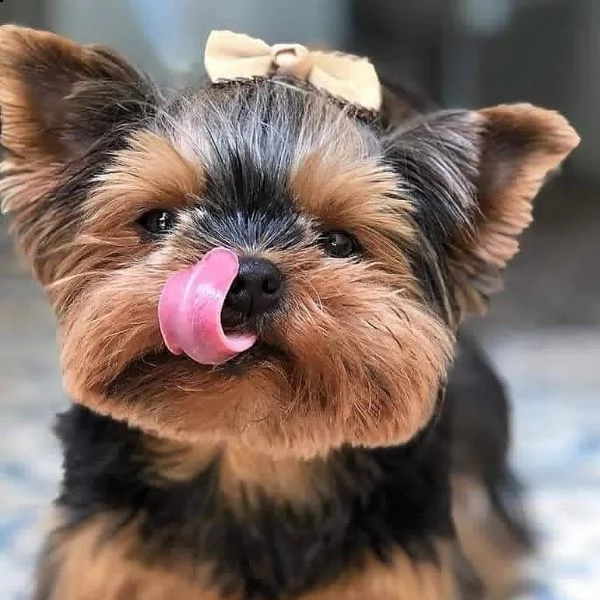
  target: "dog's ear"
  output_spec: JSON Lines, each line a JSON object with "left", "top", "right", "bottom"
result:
{"left": 385, "top": 103, "right": 579, "bottom": 315}
{"left": 0, "top": 25, "right": 156, "bottom": 164}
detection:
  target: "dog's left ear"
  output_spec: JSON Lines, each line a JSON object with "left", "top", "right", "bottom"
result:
{"left": 385, "top": 103, "right": 580, "bottom": 315}
{"left": 0, "top": 25, "right": 155, "bottom": 164}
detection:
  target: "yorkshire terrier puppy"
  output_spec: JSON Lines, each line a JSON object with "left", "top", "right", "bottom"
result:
{"left": 0, "top": 26, "right": 578, "bottom": 600}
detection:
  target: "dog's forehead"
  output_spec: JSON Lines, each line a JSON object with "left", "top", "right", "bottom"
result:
{"left": 159, "top": 82, "right": 382, "bottom": 186}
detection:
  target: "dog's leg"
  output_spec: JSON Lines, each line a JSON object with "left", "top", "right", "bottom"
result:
{"left": 446, "top": 335, "right": 534, "bottom": 599}
{"left": 452, "top": 474, "right": 533, "bottom": 600}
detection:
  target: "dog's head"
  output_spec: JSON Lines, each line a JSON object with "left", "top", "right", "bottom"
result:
{"left": 0, "top": 27, "right": 579, "bottom": 457}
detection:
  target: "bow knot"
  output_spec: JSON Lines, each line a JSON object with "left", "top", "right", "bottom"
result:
{"left": 204, "top": 30, "right": 382, "bottom": 111}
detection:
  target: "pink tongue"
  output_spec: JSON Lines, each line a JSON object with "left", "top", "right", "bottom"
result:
{"left": 158, "top": 248, "right": 257, "bottom": 365}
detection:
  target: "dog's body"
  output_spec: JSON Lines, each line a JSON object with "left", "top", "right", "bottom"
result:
{"left": 0, "top": 27, "right": 578, "bottom": 600}
{"left": 35, "top": 336, "right": 530, "bottom": 600}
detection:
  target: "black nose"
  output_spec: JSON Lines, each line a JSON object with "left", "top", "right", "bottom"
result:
{"left": 224, "top": 258, "right": 283, "bottom": 320}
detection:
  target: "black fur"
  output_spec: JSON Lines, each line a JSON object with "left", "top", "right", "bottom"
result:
{"left": 50, "top": 403, "right": 453, "bottom": 600}
{"left": 383, "top": 110, "right": 481, "bottom": 320}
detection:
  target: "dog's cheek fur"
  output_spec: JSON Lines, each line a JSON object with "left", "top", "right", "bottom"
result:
{"left": 60, "top": 262, "right": 167, "bottom": 393}
{"left": 61, "top": 249, "right": 453, "bottom": 458}
{"left": 265, "top": 254, "right": 454, "bottom": 455}
{"left": 45, "top": 134, "right": 208, "bottom": 405}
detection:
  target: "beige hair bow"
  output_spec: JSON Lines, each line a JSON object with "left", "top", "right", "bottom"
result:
{"left": 204, "top": 30, "right": 382, "bottom": 111}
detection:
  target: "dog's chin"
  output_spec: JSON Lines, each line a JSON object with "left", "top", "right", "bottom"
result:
{"left": 68, "top": 321, "right": 443, "bottom": 459}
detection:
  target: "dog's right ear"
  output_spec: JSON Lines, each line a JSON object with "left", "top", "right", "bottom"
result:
{"left": 0, "top": 25, "right": 156, "bottom": 164}
{"left": 384, "top": 104, "right": 579, "bottom": 317}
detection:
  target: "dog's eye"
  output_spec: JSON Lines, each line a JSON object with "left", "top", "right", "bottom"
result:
{"left": 138, "top": 210, "right": 175, "bottom": 235}
{"left": 320, "top": 231, "right": 360, "bottom": 258}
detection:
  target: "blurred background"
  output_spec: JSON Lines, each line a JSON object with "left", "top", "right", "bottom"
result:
{"left": 0, "top": 1, "right": 598, "bottom": 599}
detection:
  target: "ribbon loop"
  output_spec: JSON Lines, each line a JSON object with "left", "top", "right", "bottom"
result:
{"left": 204, "top": 30, "right": 382, "bottom": 111}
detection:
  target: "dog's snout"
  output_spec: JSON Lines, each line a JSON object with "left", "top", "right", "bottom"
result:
{"left": 224, "top": 258, "right": 283, "bottom": 319}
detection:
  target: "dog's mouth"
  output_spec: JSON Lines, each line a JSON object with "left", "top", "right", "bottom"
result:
{"left": 220, "top": 310, "right": 259, "bottom": 338}
{"left": 158, "top": 248, "right": 258, "bottom": 366}
{"left": 105, "top": 338, "right": 286, "bottom": 398}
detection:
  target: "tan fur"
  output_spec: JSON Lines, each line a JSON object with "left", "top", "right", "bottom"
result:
{"left": 37, "top": 516, "right": 225, "bottom": 600}
{"left": 218, "top": 445, "right": 333, "bottom": 506}
{"left": 290, "top": 152, "right": 417, "bottom": 282}
{"left": 44, "top": 130, "right": 202, "bottom": 311}
{"left": 145, "top": 435, "right": 223, "bottom": 483}
{"left": 86, "top": 130, "right": 203, "bottom": 228}
{"left": 299, "top": 543, "right": 456, "bottom": 600}
{"left": 39, "top": 515, "right": 454, "bottom": 600}
{"left": 0, "top": 161, "right": 65, "bottom": 282}
{"left": 148, "top": 437, "right": 333, "bottom": 506}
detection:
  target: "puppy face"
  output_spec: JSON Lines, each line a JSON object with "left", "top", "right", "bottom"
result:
{"left": 0, "top": 27, "right": 579, "bottom": 457}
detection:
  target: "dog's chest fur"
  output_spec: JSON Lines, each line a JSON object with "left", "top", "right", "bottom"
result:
{"left": 37, "top": 405, "right": 456, "bottom": 600}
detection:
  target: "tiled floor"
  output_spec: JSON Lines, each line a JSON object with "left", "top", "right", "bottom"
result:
{"left": 1, "top": 219, "right": 599, "bottom": 599}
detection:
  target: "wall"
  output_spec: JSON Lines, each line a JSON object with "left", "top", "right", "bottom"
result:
{"left": 48, "top": 0, "right": 349, "bottom": 83}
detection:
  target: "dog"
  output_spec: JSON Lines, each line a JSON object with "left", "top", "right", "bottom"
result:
{"left": 0, "top": 27, "right": 578, "bottom": 600}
